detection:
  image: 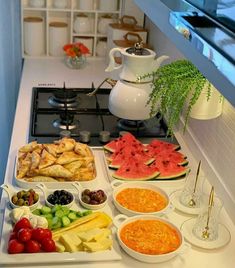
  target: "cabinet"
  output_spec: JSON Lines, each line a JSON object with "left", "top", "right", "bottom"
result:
{"left": 21, "top": 0, "right": 123, "bottom": 57}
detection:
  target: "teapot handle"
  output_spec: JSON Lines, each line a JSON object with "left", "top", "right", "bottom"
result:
{"left": 105, "top": 47, "right": 123, "bottom": 72}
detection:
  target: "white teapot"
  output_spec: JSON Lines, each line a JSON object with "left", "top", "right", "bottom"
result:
{"left": 105, "top": 44, "right": 169, "bottom": 82}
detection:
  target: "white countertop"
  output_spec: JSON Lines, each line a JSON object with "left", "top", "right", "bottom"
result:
{"left": 1, "top": 58, "right": 235, "bottom": 268}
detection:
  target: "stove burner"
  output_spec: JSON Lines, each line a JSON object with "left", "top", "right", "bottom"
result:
{"left": 48, "top": 89, "right": 78, "bottom": 108}
{"left": 118, "top": 119, "right": 146, "bottom": 131}
{"left": 53, "top": 113, "right": 78, "bottom": 130}
{"left": 48, "top": 96, "right": 78, "bottom": 108}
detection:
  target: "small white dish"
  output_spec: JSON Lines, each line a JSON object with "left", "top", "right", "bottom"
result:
{"left": 36, "top": 183, "right": 74, "bottom": 208}
{"left": 181, "top": 218, "right": 231, "bottom": 249}
{"left": 170, "top": 190, "right": 206, "bottom": 215}
{"left": 72, "top": 182, "right": 107, "bottom": 210}
{"left": 0, "top": 184, "right": 40, "bottom": 211}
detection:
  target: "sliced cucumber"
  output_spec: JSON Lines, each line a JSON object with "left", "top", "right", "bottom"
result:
{"left": 68, "top": 212, "right": 77, "bottom": 221}
{"left": 61, "top": 216, "right": 71, "bottom": 227}
{"left": 61, "top": 207, "right": 70, "bottom": 216}
{"left": 41, "top": 205, "right": 52, "bottom": 214}
{"left": 51, "top": 204, "right": 62, "bottom": 214}
{"left": 55, "top": 209, "right": 65, "bottom": 218}
{"left": 82, "top": 210, "right": 92, "bottom": 216}
{"left": 32, "top": 209, "right": 41, "bottom": 216}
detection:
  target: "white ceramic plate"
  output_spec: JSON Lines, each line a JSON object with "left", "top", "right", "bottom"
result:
{"left": 0, "top": 205, "right": 122, "bottom": 265}
{"left": 180, "top": 218, "right": 231, "bottom": 250}
{"left": 170, "top": 190, "right": 207, "bottom": 215}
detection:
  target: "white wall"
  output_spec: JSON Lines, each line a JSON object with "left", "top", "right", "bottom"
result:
{"left": 146, "top": 19, "right": 235, "bottom": 221}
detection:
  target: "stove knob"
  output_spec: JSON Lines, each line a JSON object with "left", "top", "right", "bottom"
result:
{"left": 60, "top": 130, "right": 71, "bottom": 138}
{"left": 99, "top": 131, "right": 110, "bottom": 143}
{"left": 80, "top": 130, "right": 91, "bottom": 143}
{"left": 119, "top": 131, "right": 130, "bottom": 137}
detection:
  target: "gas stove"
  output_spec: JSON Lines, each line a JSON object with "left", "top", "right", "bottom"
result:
{"left": 29, "top": 86, "right": 177, "bottom": 146}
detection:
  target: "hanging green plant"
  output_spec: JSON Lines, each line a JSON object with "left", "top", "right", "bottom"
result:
{"left": 141, "top": 59, "right": 213, "bottom": 136}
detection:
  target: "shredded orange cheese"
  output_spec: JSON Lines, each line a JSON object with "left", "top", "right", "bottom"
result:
{"left": 120, "top": 219, "right": 181, "bottom": 255}
{"left": 116, "top": 188, "right": 167, "bottom": 213}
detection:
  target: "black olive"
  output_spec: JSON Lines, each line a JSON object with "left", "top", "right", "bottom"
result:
{"left": 53, "top": 190, "right": 60, "bottom": 197}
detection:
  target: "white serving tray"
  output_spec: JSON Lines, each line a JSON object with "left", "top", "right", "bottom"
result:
{"left": 14, "top": 147, "right": 99, "bottom": 189}
{"left": 0, "top": 203, "right": 122, "bottom": 265}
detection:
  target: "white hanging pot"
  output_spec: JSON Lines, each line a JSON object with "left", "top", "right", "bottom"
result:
{"left": 189, "top": 84, "right": 223, "bottom": 120}
{"left": 108, "top": 80, "right": 155, "bottom": 120}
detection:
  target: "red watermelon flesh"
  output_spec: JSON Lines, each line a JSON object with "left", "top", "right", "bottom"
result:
{"left": 112, "top": 157, "right": 160, "bottom": 181}
{"left": 146, "top": 139, "right": 180, "bottom": 154}
{"left": 108, "top": 144, "right": 154, "bottom": 169}
{"left": 150, "top": 160, "right": 188, "bottom": 179}
{"left": 104, "top": 133, "right": 142, "bottom": 152}
{"left": 152, "top": 150, "right": 188, "bottom": 166}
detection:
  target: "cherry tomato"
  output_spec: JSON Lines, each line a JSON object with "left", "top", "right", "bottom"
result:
{"left": 13, "top": 218, "right": 31, "bottom": 232}
{"left": 41, "top": 238, "right": 56, "bottom": 252}
{"left": 24, "top": 240, "right": 41, "bottom": 253}
{"left": 8, "top": 231, "right": 17, "bottom": 241}
{"left": 32, "top": 228, "right": 52, "bottom": 242}
{"left": 8, "top": 239, "right": 24, "bottom": 254}
{"left": 17, "top": 228, "right": 32, "bottom": 243}
{"left": 42, "top": 229, "right": 52, "bottom": 240}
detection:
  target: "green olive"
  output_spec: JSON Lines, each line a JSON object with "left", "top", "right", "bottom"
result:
{"left": 33, "top": 193, "right": 39, "bottom": 202}
{"left": 24, "top": 200, "right": 29, "bottom": 206}
{"left": 17, "top": 191, "right": 24, "bottom": 198}
{"left": 11, "top": 195, "right": 18, "bottom": 205}
{"left": 17, "top": 198, "right": 24, "bottom": 206}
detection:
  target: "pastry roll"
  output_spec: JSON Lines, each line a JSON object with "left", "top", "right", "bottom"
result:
{"left": 25, "top": 176, "right": 58, "bottom": 182}
{"left": 74, "top": 142, "right": 89, "bottom": 157}
{"left": 55, "top": 137, "right": 75, "bottom": 153}
{"left": 43, "top": 143, "right": 58, "bottom": 157}
{"left": 39, "top": 149, "right": 57, "bottom": 169}
{"left": 38, "top": 164, "right": 73, "bottom": 178}
{"left": 31, "top": 151, "right": 41, "bottom": 170}
{"left": 19, "top": 141, "right": 38, "bottom": 153}
{"left": 63, "top": 160, "right": 83, "bottom": 174}
{"left": 56, "top": 151, "right": 81, "bottom": 165}
{"left": 17, "top": 153, "right": 32, "bottom": 178}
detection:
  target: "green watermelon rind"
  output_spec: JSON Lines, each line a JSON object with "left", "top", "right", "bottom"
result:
{"left": 103, "top": 145, "right": 115, "bottom": 153}
{"left": 108, "top": 158, "right": 155, "bottom": 170}
{"left": 156, "top": 168, "right": 189, "bottom": 179}
{"left": 112, "top": 170, "right": 160, "bottom": 181}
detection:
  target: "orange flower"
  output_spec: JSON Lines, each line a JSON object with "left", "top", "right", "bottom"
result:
{"left": 63, "top": 42, "right": 90, "bottom": 58}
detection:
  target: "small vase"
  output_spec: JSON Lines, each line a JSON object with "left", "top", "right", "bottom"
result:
{"left": 65, "top": 55, "right": 86, "bottom": 69}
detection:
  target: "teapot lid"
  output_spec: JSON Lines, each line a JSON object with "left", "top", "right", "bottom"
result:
{"left": 126, "top": 42, "right": 151, "bottom": 56}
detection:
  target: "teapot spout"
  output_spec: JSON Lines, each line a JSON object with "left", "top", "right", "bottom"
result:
{"left": 153, "top": 55, "right": 169, "bottom": 70}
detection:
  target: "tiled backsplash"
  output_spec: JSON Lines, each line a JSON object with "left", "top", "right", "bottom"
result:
{"left": 146, "top": 19, "right": 235, "bottom": 222}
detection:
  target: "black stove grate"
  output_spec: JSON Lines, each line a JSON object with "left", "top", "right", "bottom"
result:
{"left": 29, "top": 86, "right": 176, "bottom": 145}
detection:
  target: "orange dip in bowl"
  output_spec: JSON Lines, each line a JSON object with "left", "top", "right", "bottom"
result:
{"left": 116, "top": 188, "right": 167, "bottom": 213}
{"left": 120, "top": 219, "right": 181, "bottom": 255}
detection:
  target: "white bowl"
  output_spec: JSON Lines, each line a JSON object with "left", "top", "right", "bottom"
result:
{"left": 114, "top": 214, "right": 190, "bottom": 263}
{"left": 72, "top": 182, "right": 107, "bottom": 210}
{"left": 36, "top": 183, "right": 74, "bottom": 208}
{"left": 1, "top": 184, "right": 40, "bottom": 211}
{"left": 111, "top": 181, "right": 172, "bottom": 216}
{"left": 79, "top": 194, "right": 107, "bottom": 210}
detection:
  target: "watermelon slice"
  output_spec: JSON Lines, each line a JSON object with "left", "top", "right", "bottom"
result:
{"left": 146, "top": 139, "right": 180, "bottom": 154}
{"left": 112, "top": 157, "right": 160, "bottom": 181}
{"left": 107, "top": 143, "right": 154, "bottom": 169}
{"left": 154, "top": 150, "right": 188, "bottom": 166}
{"left": 150, "top": 160, "right": 188, "bottom": 179}
{"left": 104, "top": 133, "right": 141, "bottom": 153}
